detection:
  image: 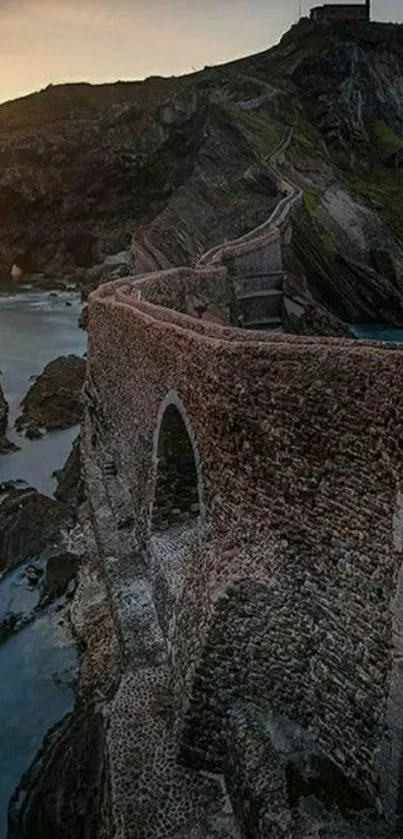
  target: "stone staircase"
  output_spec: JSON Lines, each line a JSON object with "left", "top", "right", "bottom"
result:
{"left": 234, "top": 270, "right": 284, "bottom": 329}
{"left": 196, "top": 128, "right": 301, "bottom": 332}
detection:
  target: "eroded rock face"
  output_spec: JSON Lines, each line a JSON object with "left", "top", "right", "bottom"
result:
{"left": 0, "top": 379, "right": 10, "bottom": 452}
{"left": 16, "top": 355, "right": 86, "bottom": 432}
{"left": 0, "top": 378, "right": 7, "bottom": 435}
{"left": 0, "top": 378, "right": 19, "bottom": 453}
{"left": 54, "top": 434, "right": 84, "bottom": 507}
{"left": 2, "top": 27, "right": 403, "bottom": 326}
{"left": 283, "top": 295, "right": 353, "bottom": 337}
{"left": 8, "top": 704, "right": 106, "bottom": 839}
{"left": 8, "top": 539, "right": 123, "bottom": 839}
{"left": 0, "top": 486, "right": 73, "bottom": 574}
{"left": 45, "top": 551, "right": 79, "bottom": 600}
{"left": 0, "top": 81, "right": 204, "bottom": 276}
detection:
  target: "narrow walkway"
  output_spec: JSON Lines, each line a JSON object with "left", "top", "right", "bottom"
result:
{"left": 196, "top": 128, "right": 301, "bottom": 330}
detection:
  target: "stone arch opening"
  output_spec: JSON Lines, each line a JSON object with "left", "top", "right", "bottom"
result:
{"left": 151, "top": 400, "right": 201, "bottom": 532}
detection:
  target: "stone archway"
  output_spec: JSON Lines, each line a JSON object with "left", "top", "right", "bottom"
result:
{"left": 151, "top": 393, "right": 202, "bottom": 532}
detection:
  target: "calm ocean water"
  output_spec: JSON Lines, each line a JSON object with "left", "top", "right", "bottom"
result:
{"left": 0, "top": 281, "right": 82, "bottom": 837}
{"left": 0, "top": 608, "right": 77, "bottom": 839}
{"left": 352, "top": 324, "right": 403, "bottom": 342}
{"left": 0, "top": 283, "right": 86, "bottom": 495}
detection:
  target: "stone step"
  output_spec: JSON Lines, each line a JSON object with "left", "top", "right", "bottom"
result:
{"left": 236, "top": 289, "right": 283, "bottom": 301}
{"left": 243, "top": 317, "right": 283, "bottom": 329}
{"left": 234, "top": 272, "right": 284, "bottom": 295}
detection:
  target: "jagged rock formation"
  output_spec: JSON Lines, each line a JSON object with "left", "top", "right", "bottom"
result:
{"left": 16, "top": 355, "right": 86, "bottom": 433}
{"left": 0, "top": 379, "right": 7, "bottom": 434}
{"left": 54, "top": 434, "right": 84, "bottom": 507}
{"left": 0, "top": 486, "right": 74, "bottom": 573}
{"left": 0, "top": 378, "right": 10, "bottom": 453}
{"left": 2, "top": 21, "right": 403, "bottom": 326}
{"left": 0, "top": 377, "right": 18, "bottom": 453}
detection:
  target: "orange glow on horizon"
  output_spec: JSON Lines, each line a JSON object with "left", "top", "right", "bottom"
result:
{"left": 0, "top": 0, "right": 401, "bottom": 106}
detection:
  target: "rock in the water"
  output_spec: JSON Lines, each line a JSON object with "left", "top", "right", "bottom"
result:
{"left": 0, "top": 487, "right": 73, "bottom": 574}
{"left": 0, "top": 377, "right": 7, "bottom": 434}
{"left": 16, "top": 355, "right": 86, "bottom": 431}
{"left": 25, "top": 424, "right": 43, "bottom": 440}
{"left": 11, "top": 264, "right": 23, "bottom": 280}
{"left": 0, "top": 375, "right": 19, "bottom": 453}
{"left": 0, "top": 437, "right": 20, "bottom": 453}
{"left": 54, "top": 434, "right": 84, "bottom": 507}
{"left": 8, "top": 704, "right": 106, "bottom": 839}
{"left": 76, "top": 254, "right": 131, "bottom": 301}
{"left": 45, "top": 551, "right": 79, "bottom": 599}
{"left": 25, "top": 564, "right": 44, "bottom": 585}
{"left": 78, "top": 304, "right": 89, "bottom": 330}
{"left": 0, "top": 613, "right": 20, "bottom": 644}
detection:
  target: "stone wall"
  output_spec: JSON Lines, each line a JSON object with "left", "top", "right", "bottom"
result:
{"left": 85, "top": 265, "right": 403, "bottom": 824}
{"left": 310, "top": 4, "right": 369, "bottom": 23}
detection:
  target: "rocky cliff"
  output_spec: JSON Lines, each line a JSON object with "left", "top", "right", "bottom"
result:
{"left": 2, "top": 20, "right": 403, "bottom": 323}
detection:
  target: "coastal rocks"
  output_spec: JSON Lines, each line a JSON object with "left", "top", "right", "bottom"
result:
{"left": 16, "top": 354, "right": 86, "bottom": 432}
{"left": 8, "top": 541, "right": 122, "bottom": 839}
{"left": 283, "top": 295, "right": 353, "bottom": 337}
{"left": 286, "top": 215, "right": 403, "bottom": 326}
{"left": 45, "top": 551, "right": 79, "bottom": 600}
{"left": 0, "top": 378, "right": 8, "bottom": 440}
{"left": 78, "top": 304, "right": 89, "bottom": 330}
{"left": 25, "top": 564, "right": 43, "bottom": 586}
{"left": 0, "top": 519, "right": 83, "bottom": 648}
{"left": 0, "top": 377, "right": 19, "bottom": 453}
{"left": 64, "top": 227, "right": 97, "bottom": 269}
{"left": 103, "top": 249, "right": 131, "bottom": 270}
{"left": 0, "top": 613, "right": 20, "bottom": 644}
{"left": 76, "top": 250, "right": 132, "bottom": 301}
{"left": 25, "top": 424, "right": 43, "bottom": 440}
{"left": 54, "top": 434, "right": 84, "bottom": 507}
{"left": 0, "top": 486, "right": 73, "bottom": 574}
{"left": 11, "top": 264, "right": 23, "bottom": 281}
{"left": 0, "top": 435, "right": 19, "bottom": 454}
{"left": 8, "top": 702, "right": 106, "bottom": 839}
{"left": 27, "top": 274, "right": 69, "bottom": 291}
{"left": 0, "top": 79, "right": 193, "bottom": 277}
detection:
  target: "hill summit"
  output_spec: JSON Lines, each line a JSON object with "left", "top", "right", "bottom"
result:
{"left": 2, "top": 18, "right": 403, "bottom": 328}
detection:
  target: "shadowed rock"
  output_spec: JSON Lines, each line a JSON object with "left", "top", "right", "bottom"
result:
{"left": 16, "top": 355, "right": 86, "bottom": 432}
{"left": 0, "top": 486, "right": 74, "bottom": 574}
{"left": 45, "top": 551, "right": 79, "bottom": 600}
{"left": 0, "top": 377, "right": 19, "bottom": 453}
{"left": 8, "top": 704, "right": 106, "bottom": 839}
{"left": 54, "top": 434, "right": 84, "bottom": 507}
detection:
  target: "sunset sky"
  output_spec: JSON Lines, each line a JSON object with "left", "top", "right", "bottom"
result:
{"left": 1, "top": 0, "right": 402, "bottom": 105}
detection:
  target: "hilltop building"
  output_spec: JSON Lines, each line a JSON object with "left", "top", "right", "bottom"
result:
{"left": 310, "top": 0, "right": 370, "bottom": 22}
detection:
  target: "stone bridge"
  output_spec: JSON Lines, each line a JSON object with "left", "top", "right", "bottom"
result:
{"left": 84, "top": 128, "right": 403, "bottom": 833}
{"left": 85, "top": 250, "right": 403, "bottom": 834}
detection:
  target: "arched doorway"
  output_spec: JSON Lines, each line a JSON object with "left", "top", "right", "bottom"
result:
{"left": 151, "top": 401, "right": 201, "bottom": 532}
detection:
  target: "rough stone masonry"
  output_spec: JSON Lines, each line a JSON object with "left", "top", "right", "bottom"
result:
{"left": 83, "top": 217, "right": 403, "bottom": 836}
